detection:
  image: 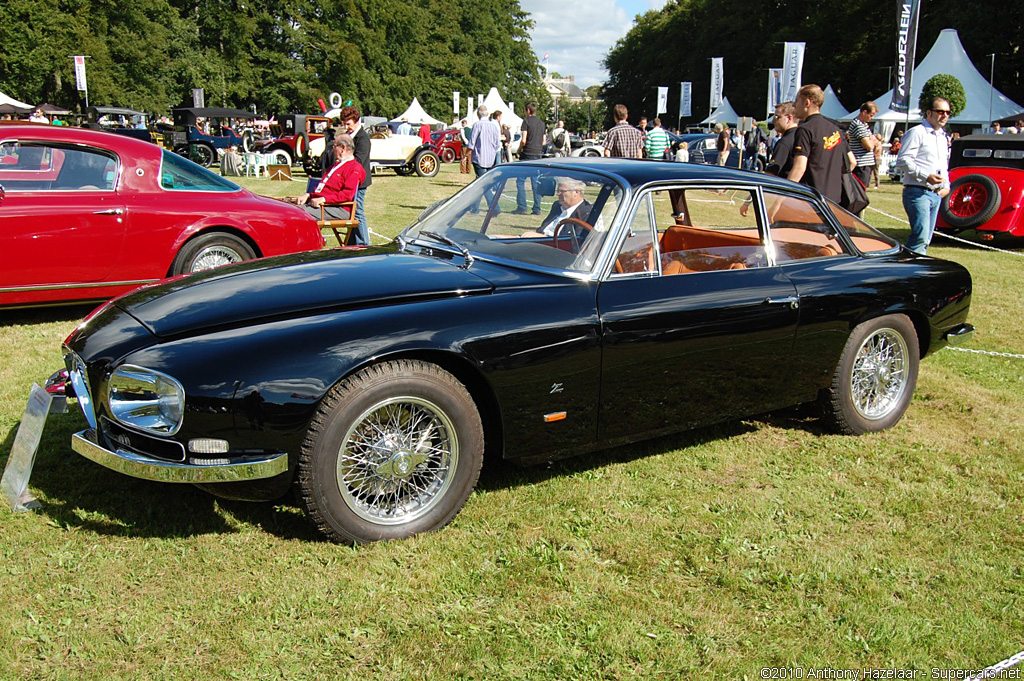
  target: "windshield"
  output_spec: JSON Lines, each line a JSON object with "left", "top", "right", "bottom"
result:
{"left": 403, "top": 164, "right": 625, "bottom": 274}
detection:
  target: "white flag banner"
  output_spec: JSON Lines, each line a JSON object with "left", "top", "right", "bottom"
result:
{"left": 453, "top": 91, "right": 460, "bottom": 115}
{"left": 710, "top": 58, "right": 724, "bottom": 111}
{"left": 680, "top": 82, "right": 692, "bottom": 117}
{"left": 781, "top": 42, "right": 805, "bottom": 103}
{"left": 467, "top": 97, "right": 475, "bottom": 118}
{"left": 767, "top": 68, "right": 783, "bottom": 115}
{"left": 73, "top": 56, "right": 88, "bottom": 92}
{"left": 656, "top": 86, "right": 668, "bottom": 115}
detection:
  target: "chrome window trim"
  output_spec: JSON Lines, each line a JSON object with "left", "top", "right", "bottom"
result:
{"left": 0, "top": 139, "right": 121, "bottom": 192}
{"left": 0, "top": 279, "right": 157, "bottom": 294}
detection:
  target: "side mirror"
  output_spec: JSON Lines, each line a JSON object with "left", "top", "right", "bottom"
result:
{"left": 0, "top": 183, "right": 5, "bottom": 203}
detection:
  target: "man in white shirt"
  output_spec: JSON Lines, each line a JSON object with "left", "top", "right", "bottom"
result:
{"left": 896, "top": 96, "right": 951, "bottom": 254}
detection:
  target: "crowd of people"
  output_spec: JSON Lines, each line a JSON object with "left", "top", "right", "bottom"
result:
{"left": 12, "top": 89, "right": 1019, "bottom": 255}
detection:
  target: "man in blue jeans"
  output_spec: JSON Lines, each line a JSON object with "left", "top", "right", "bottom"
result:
{"left": 514, "top": 102, "right": 546, "bottom": 214}
{"left": 896, "top": 97, "right": 951, "bottom": 254}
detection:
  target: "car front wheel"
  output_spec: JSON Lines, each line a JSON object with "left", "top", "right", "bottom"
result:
{"left": 298, "top": 360, "right": 484, "bottom": 543}
{"left": 414, "top": 150, "right": 440, "bottom": 177}
{"left": 820, "top": 314, "right": 919, "bottom": 435}
{"left": 440, "top": 147, "right": 457, "bottom": 163}
{"left": 171, "top": 232, "right": 256, "bottom": 275}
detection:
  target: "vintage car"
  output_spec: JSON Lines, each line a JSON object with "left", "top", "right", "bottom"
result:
{"left": 0, "top": 124, "right": 324, "bottom": 308}
{"left": 430, "top": 128, "right": 463, "bottom": 163}
{"left": 681, "top": 133, "right": 764, "bottom": 170}
{"left": 305, "top": 123, "right": 440, "bottom": 177}
{"left": 167, "top": 107, "right": 258, "bottom": 168}
{"left": 256, "top": 113, "right": 332, "bottom": 169}
{"left": 53, "top": 159, "right": 973, "bottom": 544}
{"left": 936, "top": 133, "right": 1024, "bottom": 243}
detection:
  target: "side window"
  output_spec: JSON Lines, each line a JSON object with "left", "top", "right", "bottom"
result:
{"left": 0, "top": 142, "right": 114, "bottom": 191}
{"left": 764, "top": 191, "right": 848, "bottom": 262}
{"left": 612, "top": 193, "right": 657, "bottom": 274}
{"left": 655, "top": 187, "right": 766, "bottom": 275}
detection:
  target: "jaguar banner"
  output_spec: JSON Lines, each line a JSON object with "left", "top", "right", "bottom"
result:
{"left": 656, "top": 86, "right": 668, "bottom": 115}
{"left": 781, "top": 43, "right": 805, "bottom": 103}
{"left": 680, "top": 82, "right": 692, "bottom": 118}
{"left": 891, "top": 0, "right": 921, "bottom": 114}
{"left": 710, "top": 58, "right": 724, "bottom": 111}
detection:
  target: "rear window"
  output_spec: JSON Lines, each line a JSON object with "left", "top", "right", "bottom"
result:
{"left": 826, "top": 200, "right": 900, "bottom": 253}
{"left": 160, "top": 149, "right": 240, "bottom": 192}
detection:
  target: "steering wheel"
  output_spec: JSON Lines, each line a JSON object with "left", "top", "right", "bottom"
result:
{"left": 552, "top": 217, "right": 594, "bottom": 254}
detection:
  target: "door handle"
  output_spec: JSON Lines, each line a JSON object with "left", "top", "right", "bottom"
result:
{"left": 93, "top": 208, "right": 124, "bottom": 215}
{"left": 765, "top": 296, "right": 799, "bottom": 309}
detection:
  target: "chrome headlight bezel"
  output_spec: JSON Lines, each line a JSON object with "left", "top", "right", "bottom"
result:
{"left": 65, "top": 351, "right": 97, "bottom": 429}
{"left": 106, "top": 365, "right": 186, "bottom": 437}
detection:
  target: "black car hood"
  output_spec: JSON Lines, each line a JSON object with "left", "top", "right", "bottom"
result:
{"left": 115, "top": 246, "right": 495, "bottom": 338}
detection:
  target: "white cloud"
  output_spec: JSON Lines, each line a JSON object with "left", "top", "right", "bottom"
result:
{"left": 520, "top": 0, "right": 637, "bottom": 88}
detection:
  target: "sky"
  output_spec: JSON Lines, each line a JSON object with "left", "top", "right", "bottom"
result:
{"left": 519, "top": 0, "right": 669, "bottom": 89}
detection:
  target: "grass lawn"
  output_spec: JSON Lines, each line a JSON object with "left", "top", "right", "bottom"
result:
{"left": 1, "top": 163, "right": 1022, "bottom": 679}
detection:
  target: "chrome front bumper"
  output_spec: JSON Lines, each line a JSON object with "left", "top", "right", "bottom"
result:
{"left": 71, "top": 429, "right": 289, "bottom": 484}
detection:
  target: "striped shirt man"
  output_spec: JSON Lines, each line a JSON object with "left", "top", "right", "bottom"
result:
{"left": 644, "top": 121, "right": 671, "bottom": 160}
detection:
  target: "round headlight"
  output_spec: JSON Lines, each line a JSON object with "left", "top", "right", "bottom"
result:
{"left": 107, "top": 365, "right": 185, "bottom": 436}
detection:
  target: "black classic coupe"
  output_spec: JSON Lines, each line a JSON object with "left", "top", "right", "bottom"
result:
{"left": 55, "top": 159, "right": 975, "bottom": 543}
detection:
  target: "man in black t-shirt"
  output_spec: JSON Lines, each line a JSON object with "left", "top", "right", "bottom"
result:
{"left": 767, "top": 101, "right": 799, "bottom": 177}
{"left": 787, "top": 84, "right": 847, "bottom": 203}
{"left": 515, "top": 102, "right": 546, "bottom": 214}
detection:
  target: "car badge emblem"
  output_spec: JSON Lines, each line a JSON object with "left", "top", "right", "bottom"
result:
{"left": 550, "top": 383, "right": 564, "bottom": 394}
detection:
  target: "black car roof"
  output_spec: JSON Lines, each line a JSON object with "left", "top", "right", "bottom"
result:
{"left": 953, "top": 134, "right": 1024, "bottom": 148}
{"left": 516, "top": 156, "right": 805, "bottom": 194}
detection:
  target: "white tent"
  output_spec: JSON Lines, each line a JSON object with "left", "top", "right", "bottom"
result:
{"left": 860, "top": 28, "right": 1024, "bottom": 124}
{"left": 470, "top": 87, "right": 524, "bottom": 131}
{"left": 390, "top": 97, "right": 444, "bottom": 126}
{"left": 0, "top": 90, "right": 33, "bottom": 113}
{"left": 821, "top": 85, "right": 851, "bottom": 120}
{"left": 701, "top": 97, "right": 741, "bottom": 126}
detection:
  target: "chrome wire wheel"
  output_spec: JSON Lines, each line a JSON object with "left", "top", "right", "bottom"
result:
{"left": 189, "top": 244, "right": 246, "bottom": 272}
{"left": 336, "top": 396, "right": 458, "bottom": 525}
{"left": 849, "top": 328, "right": 909, "bottom": 420}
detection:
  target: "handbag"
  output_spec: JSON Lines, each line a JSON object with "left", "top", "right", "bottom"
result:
{"left": 841, "top": 172, "right": 869, "bottom": 214}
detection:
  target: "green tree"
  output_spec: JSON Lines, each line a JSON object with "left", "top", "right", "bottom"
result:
{"left": 918, "top": 74, "right": 966, "bottom": 117}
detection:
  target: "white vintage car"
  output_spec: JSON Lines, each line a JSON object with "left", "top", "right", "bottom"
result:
{"left": 306, "top": 123, "right": 440, "bottom": 177}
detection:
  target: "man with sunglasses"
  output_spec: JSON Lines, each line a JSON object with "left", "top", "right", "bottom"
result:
{"left": 896, "top": 97, "right": 952, "bottom": 254}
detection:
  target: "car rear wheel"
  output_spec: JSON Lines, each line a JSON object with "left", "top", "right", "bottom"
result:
{"left": 940, "top": 174, "right": 1001, "bottom": 229}
{"left": 298, "top": 360, "right": 484, "bottom": 543}
{"left": 171, "top": 232, "right": 256, "bottom": 275}
{"left": 440, "top": 147, "right": 457, "bottom": 163}
{"left": 415, "top": 150, "right": 440, "bottom": 177}
{"left": 303, "top": 153, "right": 321, "bottom": 177}
{"left": 268, "top": 148, "right": 293, "bottom": 167}
{"left": 820, "top": 314, "right": 919, "bottom": 435}
{"left": 581, "top": 147, "right": 601, "bottom": 157}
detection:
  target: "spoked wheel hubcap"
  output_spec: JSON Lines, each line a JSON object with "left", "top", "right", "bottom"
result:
{"left": 850, "top": 328, "right": 909, "bottom": 420}
{"left": 948, "top": 183, "right": 987, "bottom": 218}
{"left": 190, "top": 245, "right": 245, "bottom": 271}
{"left": 336, "top": 396, "right": 458, "bottom": 525}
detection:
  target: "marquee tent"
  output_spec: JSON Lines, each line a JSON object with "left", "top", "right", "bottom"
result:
{"left": 821, "top": 85, "right": 851, "bottom": 120}
{"left": 468, "top": 87, "right": 523, "bottom": 131}
{"left": 390, "top": 97, "right": 444, "bottom": 126}
{"left": 701, "top": 97, "right": 741, "bottom": 126}
{"left": 855, "top": 28, "right": 1024, "bottom": 124}
{"left": 0, "top": 91, "right": 32, "bottom": 114}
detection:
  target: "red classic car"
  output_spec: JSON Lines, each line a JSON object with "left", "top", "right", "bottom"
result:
{"left": 937, "top": 134, "right": 1024, "bottom": 243}
{"left": 429, "top": 128, "right": 463, "bottom": 163}
{"left": 0, "top": 123, "right": 324, "bottom": 308}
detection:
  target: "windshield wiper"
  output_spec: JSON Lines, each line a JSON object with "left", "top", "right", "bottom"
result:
{"left": 419, "top": 231, "right": 474, "bottom": 269}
